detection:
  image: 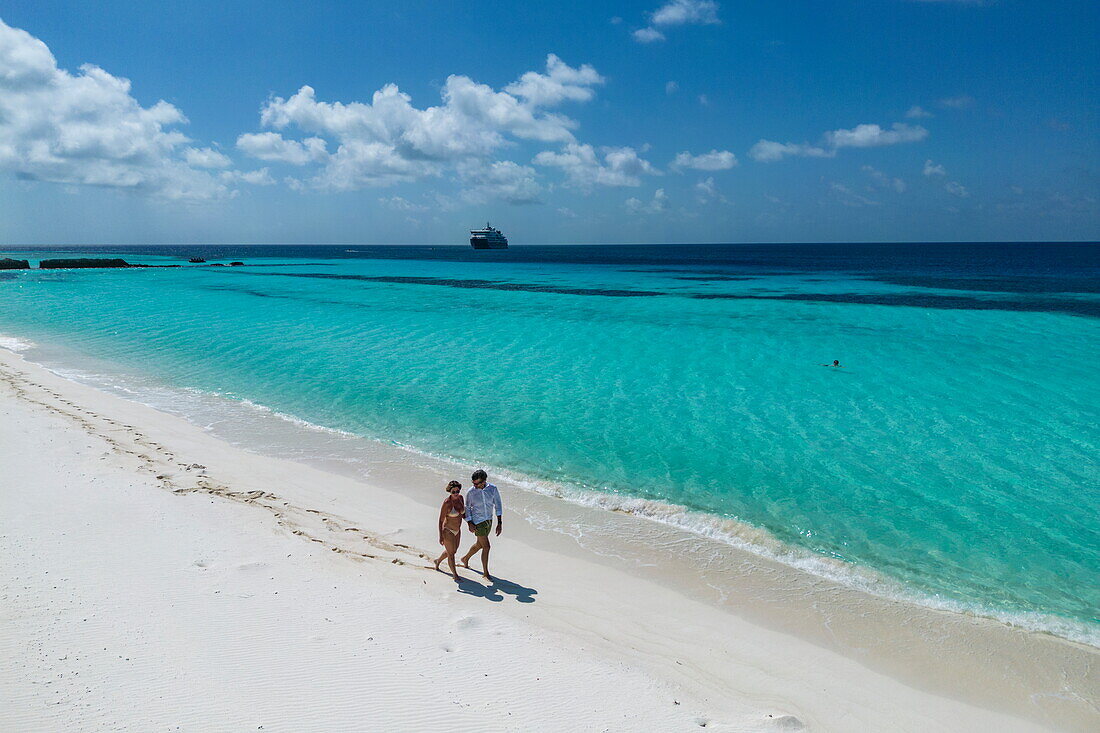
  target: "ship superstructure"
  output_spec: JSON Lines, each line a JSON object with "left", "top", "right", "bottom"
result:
{"left": 470, "top": 223, "right": 508, "bottom": 249}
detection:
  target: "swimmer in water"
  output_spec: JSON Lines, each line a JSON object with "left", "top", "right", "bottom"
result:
{"left": 820, "top": 360, "right": 842, "bottom": 367}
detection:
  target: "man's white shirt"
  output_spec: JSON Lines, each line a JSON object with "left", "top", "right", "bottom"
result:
{"left": 464, "top": 483, "right": 502, "bottom": 525}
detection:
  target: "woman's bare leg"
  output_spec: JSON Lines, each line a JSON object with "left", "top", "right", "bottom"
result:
{"left": 444, "top": 532, "right": 460, "bottom": 580}
{"left": 447, "top": 553, "right": 459, "bottom": 579}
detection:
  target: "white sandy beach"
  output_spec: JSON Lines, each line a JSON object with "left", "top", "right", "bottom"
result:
{"left": 1, "top": 346, "right": 1097, "bottom": 732}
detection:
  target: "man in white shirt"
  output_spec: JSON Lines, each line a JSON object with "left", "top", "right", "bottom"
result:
{"left": 460, "top": 469, "right": 502, "bottom": 581}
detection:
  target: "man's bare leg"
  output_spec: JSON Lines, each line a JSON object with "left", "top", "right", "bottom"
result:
{"left": 480, "top": 537, "right": 492, "bottom": 581}
{"left": 461, "top": 537, "right": 482, "bottom": 569}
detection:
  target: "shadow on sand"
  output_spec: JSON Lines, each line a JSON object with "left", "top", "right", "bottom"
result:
{"left": 450, "top": 574, "right": 538, "bottom": 603}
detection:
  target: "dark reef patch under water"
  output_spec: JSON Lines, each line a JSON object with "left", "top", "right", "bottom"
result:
{"left": 688, "top": 291, "right": 1100, "bottom": 317}
{"left": 672, "top": 275, "right": 757, "bottom": 282}
{"left": 226, "top": 271, "right": 666, "bottom": 297}
{"left": 867, "top": 275, "right": 1100, "bottom": 295}
{"left": 214, "top": 268, "right": 1100, "bottom": 317}
{"left": 7, "top": 243, "right": 1098, "bottom": 317}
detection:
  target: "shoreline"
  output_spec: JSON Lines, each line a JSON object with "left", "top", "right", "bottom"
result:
{"left": 7, "top": 330, "right": 1098, "bottom": 649}
{"left": 1, "top": 345, "right": 1097, "bottom": 730}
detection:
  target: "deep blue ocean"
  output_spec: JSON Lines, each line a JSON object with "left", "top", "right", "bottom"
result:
{"left": 2, "top": 242, "right": 1097, "bottom": 643}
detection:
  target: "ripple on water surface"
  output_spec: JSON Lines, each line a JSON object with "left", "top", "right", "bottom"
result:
{"left": 1, "top": 243, "right": 1097, "bottom": 643}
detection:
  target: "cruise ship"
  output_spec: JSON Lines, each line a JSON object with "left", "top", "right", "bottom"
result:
{"left": 469, "top": 222, "right": 508, "bottom": 249}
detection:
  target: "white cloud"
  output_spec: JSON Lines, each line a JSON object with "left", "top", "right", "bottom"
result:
{"left": 459, "top": 160, "right": 542, "bottom": 204}
{"left": 236, "top": 132, "right": 327, "bottom": 165}
{"left": 923, "top": 159, "right": 947, "bottom": 177}
{"left": 830, "top": 182, "right": 878, "bottom": 207}
{"left": 504, "top": 54, "right": 604, "bottom": 107}
{"left": 220, "top": 167, "right": 276, "bottom": 186}
{"left": 428, "top": 192, "right": 460, "bottom": 212}
{"left": 945, "top": 181, "right": 970, "bottom": 197}
{"left": 665, "top": 81, "right": 679, "bottom": 95}
{"left": 264, "top": 76, "right": 579, "bottom": 152}
{"left": 0, "top": 18, "right": 228, "bottom": 200}
{"left": 316, "top": 139, "right": 442, "bottom": 190}
{"left": 905, "top": 105, "right": 933, "bottom": 119}
{"left": 748, "top": 140, "right": 832, "bottom": 162}
{"left": 825, "top": 123, "right": 928, "bottom": 149}
{"left": 634, "top": 0, "right": 720, "bottom": 42}
{"left": 633, "top": 27, "right": 666, "bottom": 42}
{"left": 697, "top": 94, "right": 710, "bottom": 106}
{"left": 750, "top": 122, "right": 927, "bottom": 162}
{"left": 651, "top": 0, "right": 721, "bottom": 26}
{"left": 626, "top": 188, "right": 669, "bottom": 213}
{"left": 184, "top": 147, "right": 232, "bottom": 169}
{"left": 861, "top": 165, "right": 906, "bottom": 193}
{"left": 671, "top": 149, "right": 737, "bottom": 171}
{"left": 378, "top": 195, "right": 427, "bottom": 212}
{"left": 238, "top": 168, "right": 275, "bottom": 186}
{"left": 534, "top": 143, "right": 658, "bottom": 188}
{"left": 239, "top": 54, "right": 603, "bottom": 191}
{"left": 695, "top": 176, "right": 728, "bottom": 204}
{"left": 920, "top": 161, "right": 968, "bottom": 197}
{"left": 557, "top": 206, "right": 578, "bottom": 218}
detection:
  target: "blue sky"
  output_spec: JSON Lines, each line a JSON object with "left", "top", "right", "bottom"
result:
{"left": 1, "top": 1, "right": 1097, "bottom": 244}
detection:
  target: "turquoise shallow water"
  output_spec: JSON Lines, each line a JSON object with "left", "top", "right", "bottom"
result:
{"left": 2, "top": 244, "right": 1098, "bottom": 643}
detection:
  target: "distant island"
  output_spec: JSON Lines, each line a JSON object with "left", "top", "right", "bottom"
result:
{"left": 0, "top": 258, "right": 247, "bottom": 270}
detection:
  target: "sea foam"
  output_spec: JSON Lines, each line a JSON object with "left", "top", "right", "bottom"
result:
{"left": 0, "top": 334, "right": 36, "bottom": 352}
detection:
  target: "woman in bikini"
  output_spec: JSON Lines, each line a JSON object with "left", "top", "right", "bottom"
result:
{"left": 434, "top": 480, "right": 464, "bottom": 581}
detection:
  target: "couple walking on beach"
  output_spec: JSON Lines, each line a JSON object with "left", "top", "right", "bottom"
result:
{"left": 434, "top": 469, "right": 503, "bottom": 582}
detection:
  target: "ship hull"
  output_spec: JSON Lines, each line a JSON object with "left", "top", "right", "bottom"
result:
{"left": 470, "top": 238, "right": 508, "bottom": 249}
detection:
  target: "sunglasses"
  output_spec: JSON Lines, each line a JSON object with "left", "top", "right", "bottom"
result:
{"left": 448, "top": 488, "right": 461, "bottom": 493}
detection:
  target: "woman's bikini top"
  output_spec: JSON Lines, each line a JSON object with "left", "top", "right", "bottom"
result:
{"left": 444, "top": 494, "right": 464, "bottom": 518}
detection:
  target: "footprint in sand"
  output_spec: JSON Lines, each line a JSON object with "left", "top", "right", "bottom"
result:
{"left": 762, "top": 714, "right": 804, "bottom": 730}
{"left": 452, "top": 615, "right": 482, "bottom": 632}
